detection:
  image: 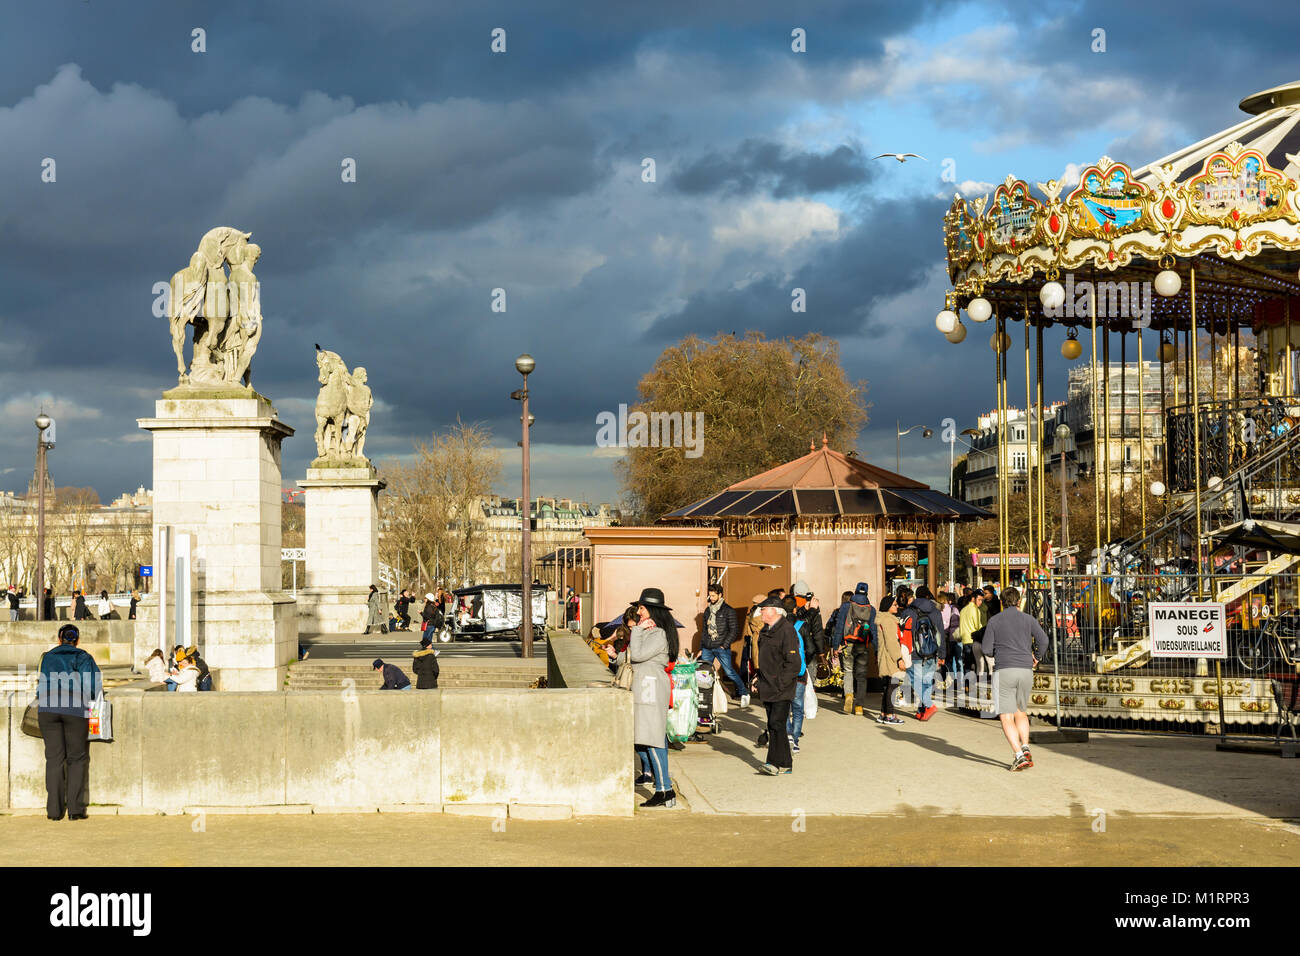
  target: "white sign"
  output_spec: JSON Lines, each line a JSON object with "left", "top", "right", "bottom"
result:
{"left": 282, "top": 548, "right": 306, "bottom": 561}
{"left": 1147, "top": 602, "right": 1227, "bottom": 659}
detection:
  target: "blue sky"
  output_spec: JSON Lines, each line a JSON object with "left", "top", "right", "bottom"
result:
{"left": 1, "top": 0, "right": 1297, "bottom": 506}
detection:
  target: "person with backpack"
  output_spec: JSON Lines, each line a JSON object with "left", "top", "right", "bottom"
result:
{"left": 899, "top": 585, "right": 946, "bottom": 721}
{"left": 628, "top": 587, "right": 678, "bottom": 808}
{"left": 841, "top": 582, "right": 875, "bottom": 715}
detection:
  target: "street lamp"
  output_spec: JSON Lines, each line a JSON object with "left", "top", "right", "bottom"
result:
{"left": 948, "top": 427, "right": 980, "bottom": 588}
{"left": 512, "top": 354, "right": 536, "bottom": 658}
{"left": 34, "top": 413, "right": 52, "bottom": 621}
{"left": 1055, "top": 423, "right": 1071, "bottom": 567}
{"left": 896, "top": 421, "right": 933, "bottom": 474}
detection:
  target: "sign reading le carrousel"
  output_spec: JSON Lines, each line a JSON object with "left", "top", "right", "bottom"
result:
{"left": 1147, "top": 602, "right": 1228, "bottom": 659}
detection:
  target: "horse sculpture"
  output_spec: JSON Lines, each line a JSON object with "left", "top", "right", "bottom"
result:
{"left": 314, "top": 346, "right": 372, "bottom": 461}
{"left": 165, "top": 226, "right": 254, "bottom": 384}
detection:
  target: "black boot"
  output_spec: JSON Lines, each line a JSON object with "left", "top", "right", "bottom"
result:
{"left": 640, "top": 791, "right": 667, "bottom": 808}
{"left": 662, "top": 787, "right": 676, "bottom": 808}
{"left": 634, "top": 773, "right": 653, "bottom": 785}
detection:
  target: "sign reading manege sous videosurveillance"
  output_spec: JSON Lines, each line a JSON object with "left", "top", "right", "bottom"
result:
{"left": 1147, "top": 602, "right": 1227, "bottom": 659}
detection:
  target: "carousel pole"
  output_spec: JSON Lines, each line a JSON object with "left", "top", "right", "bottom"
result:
{"left": 1138, "top": 328, "right": 1147, "bottom": 540}
{"left": 997, "top": 312, "right": 1009, "bottom": 587}
{"left": 1233, "top": 321, "right": 1240, "bottom": 402}
{"left": 1191, "top": 266, "right": 1205, "bottom": 599}
{"left": 1036, "top": 321, "right": 1047, "bottom": 566}
{"left": 1279, "top": 295, "right": 1289, "bottom": 392}
{"left": 1090, "top": 288, "right": 1103, "bottom": 641}
{"left": 1120, "top": 329, "right": 1127, "bottom": 526}
{"left": 1023, "top": 300, "right": 1034, "bottom": 570}
{"left": 1103, "top": 317, "right": 1113, "bottom": 543}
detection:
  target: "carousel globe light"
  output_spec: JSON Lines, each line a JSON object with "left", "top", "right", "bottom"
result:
{"left": 1039, "top": 281, "right": 1066, "bottom": 310}
{"left": 1207, "top": 475, "right": 1223, "bottom": 491}
{"left": 1061, "top": 333, "right": 1083, "bottom": 360}
{"left": 944, "top": 322, "right": 967, "bottom": 343}
{"left": 967, "top": 297, "right": 993, "bottom": 322}
{"left": 1154, "top": 269, "right": 1182, "bottom": 297}
{"left": 935, "top": 309, "right": 959, "bottom": 334}
{"left": 1150, "top": 480, "right": 1166, "bottom": 497}
{"left": 1159, "top": 341, "right": 1176, "bottom": 362}
{"left": 989, "top": 331, "right": 1010, "bottom": 352}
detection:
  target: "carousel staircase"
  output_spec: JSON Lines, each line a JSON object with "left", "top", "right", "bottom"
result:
{"left": 1112, "top": 421, "right": 1300, "bottom": 568}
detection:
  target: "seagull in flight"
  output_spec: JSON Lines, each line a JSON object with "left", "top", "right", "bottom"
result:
{"left": 874, "top": 152, "right": 927, "bottom": 163}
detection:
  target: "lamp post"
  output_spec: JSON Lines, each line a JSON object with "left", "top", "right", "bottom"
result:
{"left": 895, "top": 421, "right": 933, "bottom": 474}
{"left": 1055, "top": 423, "right": 1071, "bottom": 566}
{"left": 34, "top": 413, "right": 51, "bottom": 621}
{"left": 512, "top": 354, "right": 536, "bottom": 658}
{"left": 948, "top": 428, "right": 980, "bottom": 588}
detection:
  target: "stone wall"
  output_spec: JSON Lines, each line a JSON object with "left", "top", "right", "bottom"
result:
{"left": 2, "top": 682, "right": 633, "bottom": 816}
{"left": 0, "top": 621, "right": 137, "bottom": 668}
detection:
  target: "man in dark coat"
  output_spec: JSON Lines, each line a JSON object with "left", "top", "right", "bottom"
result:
{"left": 37, "top": 624, "right": 102, "bottom": 821}
{"left": 373, "top": 658, "right": 411, "bottom": 690}
{"left": 412, "top": 637, "right": 440, "bottom": 689}
{"left": 755, "top": 598, "right": 801, "bottom": 775}
{"left": 700, "top": 583, "right": 748, "bottom": 706}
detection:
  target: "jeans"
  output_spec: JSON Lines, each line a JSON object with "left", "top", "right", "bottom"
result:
{"left": 881, "top": 675, "right": 900, "bottom": 715}
{"left": 906, "top": 656, "right": 938, "bottom": 710}
{"left": 841, "top": 642, "right": 856, "bottom": 697}
{"left": 764, "top": 700, "right": 792, "bottom": 768}
{"left": 699, "top": 645, "right": 747, "bottom": 698}
{"left": 8, "top": 609, "right": 18, "bottom": 622}
{"left": 787, "top": 680, "right": 806, "bottom": 743}
{"left": 165, "top": 680, "right": 177, "bottom": 692}
{"left": 400, "top": 684, "right": 413, "bottom": 691}
{"left": 637, "top": 742, "right": 671, "bottom": 791}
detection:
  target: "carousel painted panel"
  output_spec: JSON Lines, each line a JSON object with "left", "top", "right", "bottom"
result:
{"left": 1025, "top": 672, "right": 1278, "bottom": 726}
{"left": 1183, "top": 145, "right": 1294, "bottom": 227}
{"left": 987, "top": 177, "right": 1040, "bottom": 254}
{"left": 1066, "top": 158, "right": 1149, "bottom": 238}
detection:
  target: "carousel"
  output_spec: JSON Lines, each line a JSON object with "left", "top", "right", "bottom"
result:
{"left": 936, "top": 81, "right": 1300, "bottom": 735}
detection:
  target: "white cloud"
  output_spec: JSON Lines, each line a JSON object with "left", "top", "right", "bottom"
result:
{"left": 712, "top": 198, "right": 840, "bottom": 253}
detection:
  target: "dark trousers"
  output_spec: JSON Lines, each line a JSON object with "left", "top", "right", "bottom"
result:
{"left": 764, "top": 699, "right": 793, "bottom": 768}
{"left": 852, "top": 647, "right": 870, "bottom": 703}
{"left": 37, "top": 712, "right": 90, "bottom": 819}
{"left": 881, "top": 676, "right": 899, "bottom": 715}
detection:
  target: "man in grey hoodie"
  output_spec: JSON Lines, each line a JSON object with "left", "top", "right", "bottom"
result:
{"left": 981, "top": 586, "right": 1050, "bottom": 770}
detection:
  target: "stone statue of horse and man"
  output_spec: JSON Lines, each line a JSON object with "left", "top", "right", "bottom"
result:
{"left": 314, "top": 346, "right": 373, "bottom": 463}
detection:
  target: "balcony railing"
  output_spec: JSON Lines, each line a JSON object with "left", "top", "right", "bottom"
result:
{"left": 1164, "top": 397, "right": 1300, "bottom": 494}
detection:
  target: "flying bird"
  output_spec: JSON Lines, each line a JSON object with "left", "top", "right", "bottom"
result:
{"left": 873, "top": 153, "right": 927, "bottom": 163}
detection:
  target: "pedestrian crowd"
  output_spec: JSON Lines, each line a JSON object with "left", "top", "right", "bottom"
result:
{"left": 4, "top": 585, "right": 142, "bottom": 622}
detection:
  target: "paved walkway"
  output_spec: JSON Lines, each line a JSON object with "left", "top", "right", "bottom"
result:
{"left": 668, "top": 692, "right": 1300, "bottom": 820}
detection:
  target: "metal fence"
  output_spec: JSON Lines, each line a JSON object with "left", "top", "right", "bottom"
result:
{"left": 1020, "top": 571, "right": 1300, "bottom": 739}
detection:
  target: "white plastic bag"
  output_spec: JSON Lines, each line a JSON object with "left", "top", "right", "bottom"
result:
{"left": 712, "top": 675, "right": 728, "bottom": 714}
{"left": 88, "top": 694, "right": 113, "bottom": 742}
{"left": 804, "top": 678, "right": 818, "bottom": 719}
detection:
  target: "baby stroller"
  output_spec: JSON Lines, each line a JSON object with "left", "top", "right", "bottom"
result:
{"left": 695, "top": 666, "right": 718, "bottom": 734}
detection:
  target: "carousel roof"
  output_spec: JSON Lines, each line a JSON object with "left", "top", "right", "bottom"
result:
{"left": 941, "top": 81, "right": 1300, "bottom": 323}
{"left": 663, "top": 438, "right": 990, "bottom": 521}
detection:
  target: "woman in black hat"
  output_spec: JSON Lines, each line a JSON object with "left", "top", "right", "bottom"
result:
{"left": 628, "top": 587, "right": 678, "bottom": 808}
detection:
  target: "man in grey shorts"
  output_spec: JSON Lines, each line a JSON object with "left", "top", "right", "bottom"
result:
{"left": 980, "top": 586, "right": 1050, "bottom": 771}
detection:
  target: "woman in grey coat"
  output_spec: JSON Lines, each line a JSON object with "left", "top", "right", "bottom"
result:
{"left": 627, "top": 587, "right": 678, "bottom": 808}
{"left": 365, "top": 584, "right": 385, "bottom": 634}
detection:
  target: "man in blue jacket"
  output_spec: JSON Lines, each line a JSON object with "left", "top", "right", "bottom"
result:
{"left": 37, "top": 624, "right": 102, "bottom": 821}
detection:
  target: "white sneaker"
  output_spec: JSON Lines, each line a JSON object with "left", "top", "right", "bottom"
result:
{"left": 740, "top": 694, "right": 750, "bottom": 708}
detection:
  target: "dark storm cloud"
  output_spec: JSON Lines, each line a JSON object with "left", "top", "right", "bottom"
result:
{"left": 673, "top": 140, "right": 873, "bottom": 198}
{"left": 645, "top": 196, "right": 948, "bottom": 341}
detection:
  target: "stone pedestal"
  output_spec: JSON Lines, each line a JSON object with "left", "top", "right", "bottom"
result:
{"left": 295, "top": 464, "right": 385, "bottom": 634}
{"left": 137, "top": 387, "right": 297, "bottom": 690}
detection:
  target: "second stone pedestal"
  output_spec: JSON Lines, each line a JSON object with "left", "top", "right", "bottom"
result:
{"left": 296, "top": 464, "right": 385, "bottom": 634}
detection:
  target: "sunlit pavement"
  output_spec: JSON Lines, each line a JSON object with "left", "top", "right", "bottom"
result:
{"left": 667, "top": 689, "right": 1300, "bottom": 820}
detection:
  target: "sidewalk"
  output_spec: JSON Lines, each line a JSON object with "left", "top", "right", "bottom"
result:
{"left": 670, "top": 692, "right": 1300, "bottom": 820}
